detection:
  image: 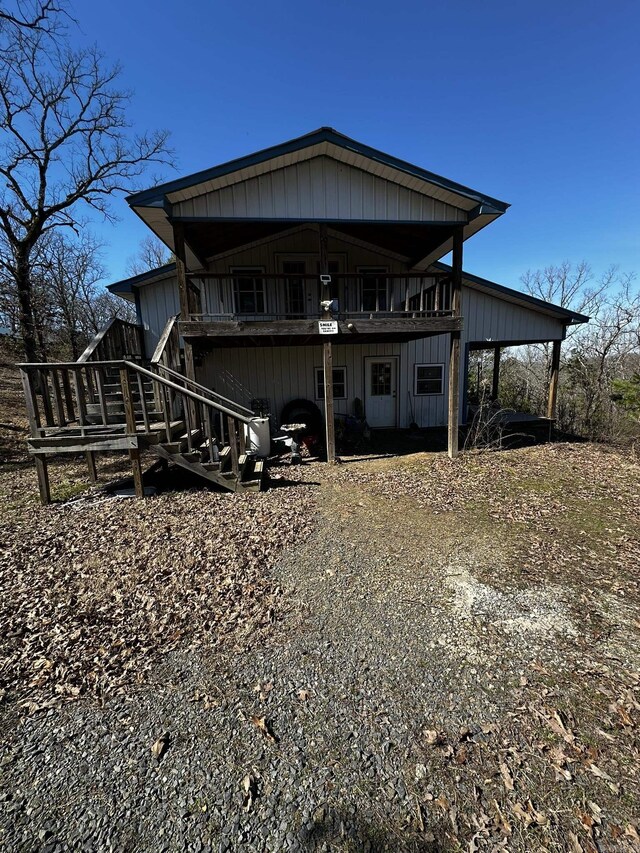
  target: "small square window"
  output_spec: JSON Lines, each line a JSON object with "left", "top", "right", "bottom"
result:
{"left": 315, "top": 366, "right": 347, "bottom": 400}
{"left": 414, "top": 364, "right": 443, "bottom": 395}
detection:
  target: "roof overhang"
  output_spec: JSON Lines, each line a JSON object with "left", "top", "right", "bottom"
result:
{"left": 127, "top": 128, "right": 509, "bottom": 269}
{"left": 107, "top": 263, "right": 176, "bottom": 301}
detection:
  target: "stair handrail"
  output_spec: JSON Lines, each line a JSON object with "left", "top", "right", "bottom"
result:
{"left": 78, "top": 317, "right": 145, "bottom": 363}
{"left": 154, "top": 363, "right": 254, "bottom": 417}
{"left": 124, "top": 361, "right": 253, "bottom": 424}
{"left": 151, "top": 314, "right": 181, "bottom": 368}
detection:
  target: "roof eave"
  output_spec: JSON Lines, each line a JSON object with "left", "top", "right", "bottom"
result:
{"left": 126, "top": 127, "right": 510, "bottom": 213}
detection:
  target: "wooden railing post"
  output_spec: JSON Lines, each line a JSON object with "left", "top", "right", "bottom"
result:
{"left": 20, "top": 368, "right": 50, "bottom": 505}
{"left": 227, "top": 415, "right": 239, "bottom": 475}
{"left": 119, "top": 366, "right": 144, "bottom": 498}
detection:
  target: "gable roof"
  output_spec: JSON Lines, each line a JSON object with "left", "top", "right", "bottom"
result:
{"left": 128, "top": 127, "right": 509, "bottom": 213}
{"left": 107, "top": 263, "right": 176, "bottom": 300}
{"left": 126, "top": 128, "right": 510, "bottom": 269}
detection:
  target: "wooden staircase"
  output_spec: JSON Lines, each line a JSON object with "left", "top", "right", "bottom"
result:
{"left": 19, "top": 317, "right": 265, "bottom": 504}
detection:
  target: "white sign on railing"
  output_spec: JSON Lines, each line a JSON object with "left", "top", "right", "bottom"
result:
{"left": 318, "top": 320, "right": 338, "bottom": 335}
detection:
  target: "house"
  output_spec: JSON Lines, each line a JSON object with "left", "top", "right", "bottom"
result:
{"left": 19, "top": 128, "right": 588, "bottom": 502}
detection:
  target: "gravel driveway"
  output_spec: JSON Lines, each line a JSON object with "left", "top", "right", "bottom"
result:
{"left": 2, "top": 446, "right": 639, "bottom": 852}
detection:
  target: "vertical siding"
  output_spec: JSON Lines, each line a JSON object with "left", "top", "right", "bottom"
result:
{"left": 138, "top": 277, "right": 180, "bottom": 355}
{"left": 462, "top": 287, "right": 564, "bottom": 344}
{"left": 174, "top": 156, "right": 466, "bottom": 223}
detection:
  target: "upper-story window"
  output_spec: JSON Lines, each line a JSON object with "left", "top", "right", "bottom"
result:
{"left": 232, "top": 268, "right": 265, "bottom": 314}
{"left": 282, "top": 261, "right": 306, "bottom": 316}
{"left": 359, "top": 267, "right": 388, "bottom": 311}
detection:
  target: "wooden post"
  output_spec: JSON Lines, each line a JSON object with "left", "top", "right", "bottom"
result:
{"left": 20, "top": 368, "right": 50, "bottom": 505}
{"left": 448, "top": 227, "right": 463, "bottom": 459}
{"left": 119, "top": 366, "right": 144, "bottom": 498}
{"left": 491, "top": 346, "right": 501, "bottom": 402}
{"left": 227, "top": 415, "right": 239, "bottom": 476}
{"left": 547, "top": 340, "right": 561, "bottom": 420}
{"left": 34, "top": 456, "right": 51, "bottom": 505}
{"left": 173, "top": 220, "right": 198, "bottom": 428}
{"left": 319, "top": 223, "right": 336, "bottom": 464}
{"left": 173, "top": 221, "right": 190, "bottom": 321}
{"left": 85, "top": 452, "right": 98, "bottom": 483}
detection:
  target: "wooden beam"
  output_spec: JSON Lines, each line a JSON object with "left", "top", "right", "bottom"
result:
{"left": 318, "top": 223, "right": 336, "bottom": 465}
{"left": 451, "top": 226, "right": 463, "bottom": 317}
{"left": 179, "top": 315, "right": 463, "bottom": 338}
{"left": 173, "top": 221, "right": 190, "bottom": 319}
{"left": 448, "top": 225, "right": 464, "bottom": 459}
{"left": 85, "top": 452, "right": 98, "bottom": 483}
{"left": 491, "top": 346, "right": 501, "bottom": 402}
{"left": 34, "top": 455, "right": 51, "bottom": 505}
{"left": 547, "top": 340, "right": 561, "bottom": 420}
{"left": 448, "top": 332, "right": 461, "bottom": 459}
{"left": 28, "top": 434, "right": 139, "bottom": 453}
{"left": 119, "top": 367, "right": 144, "bottom": 498}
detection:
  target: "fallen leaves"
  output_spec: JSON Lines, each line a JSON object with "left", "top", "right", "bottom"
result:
{"left": 151, "top": 732, "right": 169, "bottom": 761}
{"left": 0, "top": 483, "right": 315, "bottom": 712}
{"left": 250, "top": 715, "right": 277, "bottom": 744}
{"left": 499, "top": 762, "right": 514, "bottom": 792}
{"left": 511, "top": 799, "right": 548, "bottom": 828}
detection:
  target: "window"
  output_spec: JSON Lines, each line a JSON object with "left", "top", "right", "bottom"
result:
{"left": 232, "top": 268, "right": 265, "bottom": 313}
{"left": 370, "top": 361, "right": 392, "bottom": 396}
{"left": 282, "top": 261, "right": 306, "bottom": 316}
{"left": 360, "top": 267, "right": 388, "bottom": 312}
{"left": 414, "top": 364, "right": 444, "bottom": 395}
{"left": 315, "top": 366, "right": 347, "bottom": 400}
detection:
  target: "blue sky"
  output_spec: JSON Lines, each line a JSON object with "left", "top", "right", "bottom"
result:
{"left": 72, "top": 0, "right": 639, "bottom": 289}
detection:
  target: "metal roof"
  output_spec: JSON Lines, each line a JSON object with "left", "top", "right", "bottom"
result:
{"left": 127, "top": 127, "right": 510, "bottom": 213}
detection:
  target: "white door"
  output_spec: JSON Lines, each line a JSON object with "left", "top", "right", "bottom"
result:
{"left": 364, "top": 357, "right": 398, "bottom": 427}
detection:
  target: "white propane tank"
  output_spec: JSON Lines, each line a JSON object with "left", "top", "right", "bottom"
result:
{"left": 244, "top": 417, "right": 271, "bottom": 457}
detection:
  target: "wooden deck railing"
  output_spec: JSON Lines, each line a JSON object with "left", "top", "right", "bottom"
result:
{"left": 185, "top": 271, "right": 454, "bottom": 321}
{"left": 78, "top": 317, "right": 145, "bottom": 363}
{"left": 19, "top": 357, "right": 254, "bottom": 499}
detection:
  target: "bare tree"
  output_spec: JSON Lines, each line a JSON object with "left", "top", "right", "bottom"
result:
{"left": 126, "top": 234, "right": 172, "bottom": 276}
{"left": 42, "top": 231, "right": 105, "bottom": 358}
{"left": 0, "top": 0, "right": 66, "bottom": 34}
{"left": 0, "top": 7, "right": 170, "bottom": 361}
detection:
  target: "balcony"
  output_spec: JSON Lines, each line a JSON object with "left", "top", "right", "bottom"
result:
{"left": 179, "top": 272, "right": 462, "bottom": 345}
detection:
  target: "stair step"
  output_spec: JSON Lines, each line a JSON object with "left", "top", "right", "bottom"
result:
{"left": 160, "top": 428, "right": 202, "bottom": 454}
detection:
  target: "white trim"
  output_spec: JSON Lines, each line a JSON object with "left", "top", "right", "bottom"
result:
{"left": 414, "top": 363, "right": 444, "bottom": 396}
{"left": 230, "top": 266, "right": 267, "bottom": 314}
{"left": 314, "top": 365, "right": 347, "bottom": 401}
{"left": 363, "top": 355, "right": 399, "bottom": 428}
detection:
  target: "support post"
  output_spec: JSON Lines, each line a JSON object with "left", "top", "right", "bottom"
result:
{"left": 547, "top": 340, "right": 561, "bottom": 420}
{"left": 319, "top": 223, "right": 336, "bottom": 464}
{"left": 448, "top": 227, "right": 463, "bottom": 459}
{"left": 174, "top": 221, "right": 190, "bottom": 321}
{"left": 34, "top": 455, "right": 51, "bottom": 505}
{"left": 491, "top": 346, "right": 501, "bottom": 402}
{"left": 20, "top": 368, "right": 50, "bottom": 504}
{"left": 119, "top": 366, "right": 144, "bottom": 498}
{"left": 85, "top": 452, "right": 98, "bottom": 483}
{"left": 173, "top": 220, "right": 198, "bottom": 430}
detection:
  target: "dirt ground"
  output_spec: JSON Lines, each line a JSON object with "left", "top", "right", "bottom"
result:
{"left": 1, "top": 359, "right": 640, "bottom": 851}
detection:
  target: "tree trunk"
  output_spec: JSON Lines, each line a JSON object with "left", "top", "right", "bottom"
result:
{"left": 15, "top": 245, "right": 39, "bottom": 362}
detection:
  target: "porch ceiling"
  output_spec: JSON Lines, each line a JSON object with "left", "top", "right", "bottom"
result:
{"left": 180, "top": 218, "right": 458, "bottom": 265}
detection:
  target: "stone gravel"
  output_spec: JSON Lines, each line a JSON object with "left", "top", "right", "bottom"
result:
{"left": 1, "top": 448, "right": 639, "bottom": 852}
